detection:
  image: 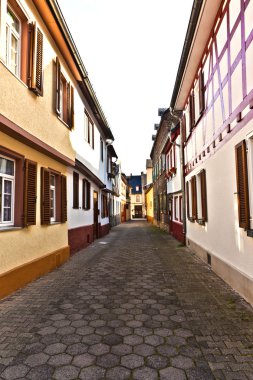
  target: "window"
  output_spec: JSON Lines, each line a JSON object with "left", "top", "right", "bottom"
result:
{"left": 50, "top": 174, "right": 56, "bottom": 222}
{"left": 73, "top": 172, "right": 79, "bottom": 209}
{"left": 186, "top": 172, "right": 207, "bottom": 224}
{"left": 6, "top": 7, "right": 21, "bottom": 77}
{"left": 4, "top": 2, "right": 43, "bottom": 93}
{"left": 107, "top": 152, "right": 112, "bottom": 174}
{"left": 136, "top": 186, "right": 139, "bottom": 192}
{"left": 0, "top": 148, "right": 37, "bottom": 228}
{"left": 0, "top": 156, "right": 15, "bottom": 225}
{"left": 174, "top": 196, "right": 178, "bottom": 221}
{"left": 186, "top": 176, "right": 197, "bottom": 222}
{"left": 136, "top": 195, "right": 140, "bottom": 203}
{"left": 84, "top": 111, "right": 94, "bottom": 148}
{"left": 56, "top": 57, "right": 74, "bottom": 128}
{"left": 196, "top": 170, "right": 208, "bottom": 224}
{"left": 179, "top": 196, "right": 183, "bottom": 223}
{"left": 82, "top": 179, "right": 90, "bottom": 210}
{"left": 41, "top": 168, "right": 67, "bottom": 224}
{"left": 101, "top": 193, "right": 108, "bottom": 218}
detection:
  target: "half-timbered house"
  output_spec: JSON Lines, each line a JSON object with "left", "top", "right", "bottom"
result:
{"left": 171, "top": 0, "right": 253, "bottom": 304}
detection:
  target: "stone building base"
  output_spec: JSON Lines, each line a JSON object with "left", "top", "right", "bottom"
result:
{"left": 0, "top": 246, "right": 70, "bottom": 300}
{"left": 187, "top": 238, "right": 253, "bottom": 307}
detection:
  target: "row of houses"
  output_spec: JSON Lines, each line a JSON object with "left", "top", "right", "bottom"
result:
{"left": 0, "top": 0, "right": 135, "bottom": 299}
{"left": 149, "top": 0, "right": 253, "bottom": 306}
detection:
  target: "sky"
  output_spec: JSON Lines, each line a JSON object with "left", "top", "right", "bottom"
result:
{"left": 58, "top": 0, "right": 193, "bottom": 175}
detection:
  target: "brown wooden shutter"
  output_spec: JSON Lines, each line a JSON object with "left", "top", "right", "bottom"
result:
{"left": 200, "top": 169, "right": 208, "bottom": 222}
{"left": 41, "top": 167, "right": 50, "bottom": 225}
{"left": 56, "top": 57, "right": 61, "bottom": 115}
{"left": 191, "top": 176, "right": 197, "bottom": 220}
{"left": 71, "top": 85, "right": 74, "bottom": 128}
{"left": 28, "top": 23, "right": 43, "bottom": 96}
{"left": 82, "top": 179, "right": 86, "bottom": 210}
{"left": 199, "top": 71, "right": 205, "bottom": 114}
{"left": 87, "top": 181, "right": 91, "bottom": 210}
{"left": 186, "top": 181, "right": 190, "bottom": 220}
{"left": 24, "top": 160, "right": 37, "bottom": 226}
{"left": 61, "top": 175, "right": 67, "bottom": 222}
{"left": 189, "top": 93, "right": 195, "bottom": 130}
{"left": 235, "top": 140, "right": 250, "bottom": 229}
{"left": 73, "top": 172, "right": 79, "bottom": 209}
{"left": 181, "top": 114, "right": 186, "bottom": 144}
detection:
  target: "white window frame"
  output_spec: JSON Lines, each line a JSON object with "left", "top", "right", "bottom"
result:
{"left": 0, "top": 155, "right": 15, "bottom": 226}
{"left": 188, "top": 180, "right": 193, "bottom": 218}
{"left": 6, "top": 6, "right": 21, "bottom": 77}
{"left": 174, "top": 196, "right": 178, "bottom": 221}
{"left": 50, "top": 174, "right": 56, "bottom": 223}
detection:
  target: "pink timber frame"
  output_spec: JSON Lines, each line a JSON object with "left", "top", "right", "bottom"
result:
{"left": 184, "top": 0, "right": 253, "bottom": 175}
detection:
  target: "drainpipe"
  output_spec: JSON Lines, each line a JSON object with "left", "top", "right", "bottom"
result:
{"left": 169, "top": 108, "right": 186, "bottom": 245}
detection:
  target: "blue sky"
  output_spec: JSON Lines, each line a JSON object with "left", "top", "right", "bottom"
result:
{"left": 58, "top": 0, "right": 192, "bottom": 175}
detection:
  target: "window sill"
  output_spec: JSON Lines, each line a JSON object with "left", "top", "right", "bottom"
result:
{"left": 0, "top": 60, "right": 28, "bottom": 89}
{"left": 57, "top": 116, "right": 72, "bottom": 130}
{"left": 197, "top": 219, "right": 206, "bottom": 226}
{"left": 247, "top": 229, "right": 253, "bottom": 238}
{"left": 0, "top": 226, "right": 23, "bottom": 232}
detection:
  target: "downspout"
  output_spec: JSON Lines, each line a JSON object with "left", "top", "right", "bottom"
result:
{"left": 169, "top": 108, "right": 186, "bottom": 245}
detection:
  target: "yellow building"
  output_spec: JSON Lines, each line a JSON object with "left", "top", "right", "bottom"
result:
{"left": 145, "top": 185, "right": 154, "bottom": 223}
{"left": 0, "top": 0, "right": 85, "bottom": 298}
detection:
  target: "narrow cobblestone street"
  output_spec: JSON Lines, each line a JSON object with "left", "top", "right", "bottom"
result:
{"left": 1, "top": 221, "right": 253, "bottom": 380}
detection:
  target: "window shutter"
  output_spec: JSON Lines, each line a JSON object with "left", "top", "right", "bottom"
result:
{"left": 235, "top": 140, "right": 250, "bottom": 229}
{"left": 28, "top": 23, "right": 43, "bottom": 96}
{"left": 189, "top": 93, "right": 195, "bottom": 130}
{"left": 82, "top": 179, "right": 86, "bottom": 210}
{"left": 24, "top": 160, "right": 37, "bottom": 226}
{"left": 200, "top": 169, "right": 208, "bottom": 222}
{"left": 55, "top": 57, "right": 61, "bottom": 115}
{"left": 199, "top": 71, "right": 205, "bottom": 114}
{"left": 41, "top": 167, "right": 50, "bottom": 225}
{"left": 181, "top": 114, "right": 186, "bottom": 144}
{"left": 73, "top": 172, "right": 79, "bottom": 209}
{"left": 61, "top": 175, "right": 67, "bottom": 223}
{"left": 87, "top": 181, "right": 90, "bottom": 209}
{"left": 186, "top": 181, "right": 190, "bottom": 220}
{"left": 191, "top": 176, "right": 197, "bottom": 220}
{"left": 66, "top": 84, "right": 74, "bottom": 128}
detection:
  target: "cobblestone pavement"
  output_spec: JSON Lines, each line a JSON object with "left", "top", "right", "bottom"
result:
{"left": 1, "top": 221, "right": 253, "bottom": 380}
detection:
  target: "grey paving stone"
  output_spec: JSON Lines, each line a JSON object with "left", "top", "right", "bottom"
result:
{"left": 72, "top": 352, "right": 95, "bottom": 368}
{"left": 88, "top": 343, "right": 110, "bottom": 356}
{"left": 157, "top": 344, "right": 178, "bottom": 357}
{"left": 160, "top": 367, "right": 187, "bottom": 380}
{"left": 103, "top": 334, "right": 123, "bottom": 345}
{"left": 106, "top": 366, "right": 131, "bottom": 380}
{"left": 121, "top": 353, "right": 144, "bottom": 369}
{"left": 124, "top": 335, "right": 143, "bottom": 346}
{"left": 48, "top": 353, "right": 72, "bottom": 366}
{"left": 24, "top": 353, "right": 49, "bottom": 367}
{"left": 171, "top": 355, "right": 195, "bottom": 369}
{"left": 53, "top": 365, "right": 80, "bottom": 380}
{"left": 144, "top": 335, "right": 164, "bottom": 346}
{"left": 1, "top": 365, "right": 29, "bottom": 380}
{"left": 146, "top": 354, "right": 169, "bottom": 369}
{"left": 79, "top": 365, "right": 106, "bottom": 380}
{"left": 44, "top": 343, "right": 66, "bottom": 355}
{"left": 132, "top": 366, "right": 158, "bottom": 380}
{"left": 26, "top": 364, "right": 54, "bottom": 380}
{"left": 96, "top": 353, "right": 120, "bottom": 368}
{"left": 133, "top": 343, "right": 155, "bottom": 356}
{"left": 111, "top": 344, "right": 132, "bottom": 356}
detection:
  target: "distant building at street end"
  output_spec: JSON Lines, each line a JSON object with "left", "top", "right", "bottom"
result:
{"left": 127, "top": 173, "right": 146, "bottom": 219}
{"left": 144, "top": 159, "right": 154, "bottom": 223}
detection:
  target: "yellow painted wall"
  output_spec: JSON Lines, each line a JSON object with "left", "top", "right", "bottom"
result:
{"left": 0, "top": 132, "right": 69, "bottom": 275}
{"left": 146, "top": 187, "right": 154, "bottom": 221}
{"left": 0, "top": 62, "right": 75, "bottom": 161}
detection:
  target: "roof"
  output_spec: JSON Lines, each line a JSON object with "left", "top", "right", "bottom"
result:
{"left": 170, "top": 0, "right": 223, "bottom": 110}
{"left": 34, "top": 0, "right": 114, "bottom": 140}
{"left": 127, "top": 175, "right": 142, "bottom": 194}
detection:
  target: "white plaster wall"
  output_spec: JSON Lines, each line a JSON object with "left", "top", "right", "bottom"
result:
{"left": 67, "top": 167, "right": 98, "bottom": 229}
{"left": 186, "top": 118, "right": 253, "bottom": 279}
{"left": 167, "top": 135, "right": 182, "bottom": 194}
